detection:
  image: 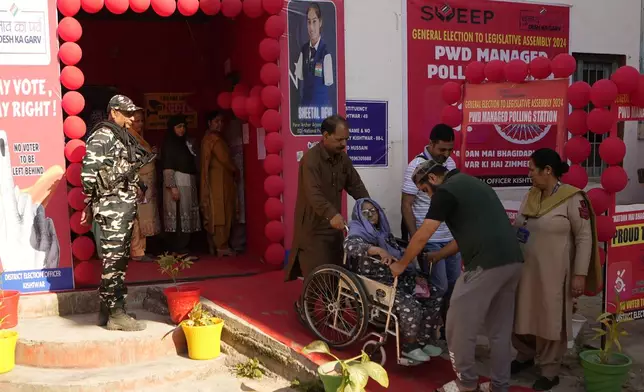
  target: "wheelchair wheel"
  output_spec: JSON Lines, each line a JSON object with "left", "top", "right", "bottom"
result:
{"left": 362, "top": 340, "right": 386, "bottom": 367}
{"left": 302, "top": 264, "right": 370, "bottom": 348}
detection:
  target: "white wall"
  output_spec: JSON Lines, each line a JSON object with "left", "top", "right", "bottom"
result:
{"left": 344, "top": 0, "right": 643, "bottom": 233}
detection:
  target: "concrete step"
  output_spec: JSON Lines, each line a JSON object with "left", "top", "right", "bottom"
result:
{"left": 0, "top": 354, "right": 230, "bottom": 392}
{"left": 144, "top": 374, "right": 296, "bottom": 392}
{"left": 12, "top": 309, "right": 186, "bottom": 368}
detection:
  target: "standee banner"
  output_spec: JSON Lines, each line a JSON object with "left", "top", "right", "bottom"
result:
{"left": 0, "top": 0, "right": 73, "bottom": 292}
{"left": 607, "top": 210, "right": 644, "bottom": 320}
{"left": 406, "top": 0, "right": 570, "bottom": 186}
{"left": 461, "top": 79, "right": 568, "bottom": 187}
{"left": 615, "top": 94, "right": 644, "bottom": 122}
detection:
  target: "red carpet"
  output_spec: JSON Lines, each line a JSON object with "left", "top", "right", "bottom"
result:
{"left": 195, "top": 271, "right": 535, "bottom": 391}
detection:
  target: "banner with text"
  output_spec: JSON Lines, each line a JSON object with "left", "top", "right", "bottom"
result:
{"left": 346, "top": 100, "right": 388, "bottom": 167}
{"left": 607, "top": 210, "right": 644, "bottom": 321}
{"left": 616, "top": 94, "right": 644, "bottom": 122}
{"left": 460, "top": 79, "right": 568, "bottom": 187}
{"left": 406, "top": 0, "right": 570, "bottom": 185}
{"left": 143, "top": 93, "right": 198, "bottom": 130}
{"left": 0, "top": 0, "right": 73, "bottom": 293}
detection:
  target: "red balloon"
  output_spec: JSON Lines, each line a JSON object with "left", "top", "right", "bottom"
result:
{"left": 58, "top": 0, "right": 81, "bottom": 16}
{"left": 590, "top": 79, "right": 618, "bottom": 108}
{"left": 221, "top": 0, "right": 242, "bottom": 18}
{"left": 265, "top": 132, "right": 283, "bottom": 154}
{"left": 74, "top": 261, "right": 101, "bottom": 286}
{"left": 70, "top": 211, "right": 91, "bottom": 235}
{"left": 59, "top": 42, "right": 83, "bottom": 66}
{"left": 587, "top": 187, "right": 611, "bottom": 215}
{"left": 262, "top": 0, "right": 282, "bottom": 15}
{"left": 58, "top": 17, "right": 83, "bottom": 42}
{"left": 72, "top": 236, "right": 96, "bottom": 261}
{"left": 260, "top": 63, "right": 280, "bottom": 86}
{"left": 233, "top": 83, "right": 249, "bottom": 97}
{"left": 465, "top": 61, "right": 486, "bottom": 84}
{"left": 199, "top": 0, "right": 220, "bottom": 15}
{"left": 265, "top": 220, "right": 285, "bottom": 243}
{"left": 265, "top": 197, "right": 284, "bottom": 219}
{"left": 265, "top": 14, "right": 286, "bottom": 38}
{"left": 130, "top": 0, "right": 150, "bottom": 12}
{"left": 551, "top": 53, "right": 576, "bottom": 78}
{"left": 245, "top": 96, "right": 265, "bottom": 117}
{"left": 611, "top": 66, "right": 640, "bottom": 94}
{"left": 568, "top": 109, "right": 588, "bottom": 136}
{"left": 261, "top": 109, "right": 281, "bottom": 132}
{"left": 564, "top": 136, "right": 591, "bottom": 164}
{"left": 151, "top": 0, "right": 175, "bottom": 16}
{"left": 243, "top": 0, "right": 263, "bottom": 17}
{"left": 60, "top": 66, "right": 85, "bottom": 90}
{"left": 64, "top": 116, "right": 87, "bottom": 139}
{"left": 264, "top": 175, "right": 284, "bottom": 197}
{"left": 217, "top": 92, "right": 232, "bottom": 109}
{"left": 441, "top": 82, "right": 462, "bottom": 105}
{"left": 105, "top": 0, "right": 129, "bottom": 13}
{"left": 440, "top": 105, "right": 462, "bottom": 128}
{"left": 261, "top": 85, "right": 281, "bottom": 109}
{"left": 596, "top": 215, "right": 617, "bottom": 242}
{"left": 67, "top": 187, "right": 87, "bottom": 211}
{"left": 601, "top": 166, "right": 628, "bottom": 194}
{"left": 561, "top": 164, "right": 588, "bottom": 189}
{"left": 484, "top": 60, "right": 505, "bottom": 83}
{"left": 66, "top": 162, "right": 82, "bottom": 186}
{"left": 264, "top": 243, "right": 285, "bottom": 265}
{"left": 568, "top": 81, "right": 591, "bottom": 109}
{"left": 505, "top": 59, "right": 528, "bottom": 84}
{"left": 249, "top": 115, "right": 262, "bottom": 128}
{"left": 62, "top": 91, "right": 85, "bottom": 116}
{"left": 177, "top": 0, "right": 199, "bottom": 15}
{"left": 81, "top": 0, "right": 104, "bottom": 13}
{"left": 250, "top": 85, "right": 263, "bottom": 97}
{"left": 259, "top": 38, "right": 280, "bottom": 62}
{"left": 231, "top": 96, "right": 247, "bottom": 118}
{"left": 587, "top": 108, "right": 614, "bottom": 135}
{"left": 599, "top": 136, "right": 626, "bottom": 165}
{"left": 263, "top": 154, "right": 283, "bottom": 175}
{"left": 529, "top": 56, "right": 551, "bottom": 80}
{"left": 65, "top": 139, "right": 86, "bottom": 163}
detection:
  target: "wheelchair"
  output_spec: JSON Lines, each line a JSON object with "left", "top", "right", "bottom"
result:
{"left": 300, "top": 228, "right": 435, "bottom": 367}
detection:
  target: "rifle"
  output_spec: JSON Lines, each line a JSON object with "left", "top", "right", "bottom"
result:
{"left": 92, "top": 151, "right": 157, "bottom": 200}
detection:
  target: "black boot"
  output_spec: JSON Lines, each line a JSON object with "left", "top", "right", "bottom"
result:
{"left": 97, "top": 302, "right": 138, "bottom": 326}
{"left": 106, "top": 305, "right": 146, "bottom": 331}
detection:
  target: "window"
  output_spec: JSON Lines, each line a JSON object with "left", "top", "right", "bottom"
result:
{"left": 572, "top": 53, "right": 625, "bottom": 179}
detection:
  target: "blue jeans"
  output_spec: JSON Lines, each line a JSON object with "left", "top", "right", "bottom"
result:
{"left": 424, "top": 242, "right": 462, "bottom": 301}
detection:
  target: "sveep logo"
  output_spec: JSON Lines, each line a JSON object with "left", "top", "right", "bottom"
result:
{"left": 420, "top": 5, "right": 494, "bottom": 25}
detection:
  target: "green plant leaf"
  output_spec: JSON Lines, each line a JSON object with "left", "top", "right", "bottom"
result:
{"left": 347, "top": 364, "right": 369, "bottom": 390}
{"left": 303, "top": 341, "right": 331, "bottom": 355}
{"left": 596, "top": 312, "right": 612, "bottom": 322}
{"left": 360, "top": 361, "right": 389, "bottom": 387}
{"left": 360, "top": 351, "right": 370, "bottom": 363}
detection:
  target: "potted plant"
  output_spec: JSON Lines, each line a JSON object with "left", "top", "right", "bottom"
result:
{"left": 180, "top": 303, "right": 225, "bottom": 360}
{"left": 580, "top": 292, "right": 633, "bottom": 392}
{"left": 0, "top": 276, "right": 20, "bottom": 329}
{"left": 302, "top": 340, "right": 389, "bottom": 392}
{"left": 157, "top": 252, "right": 201, "bottom": 324}
{"left": 0, "top": 288, "right": 18, "bottom": 374}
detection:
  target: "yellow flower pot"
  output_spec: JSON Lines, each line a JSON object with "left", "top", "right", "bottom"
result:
{"left": 181, "top": 318, "right": 224, "bottom": 360}
{"left": 0, "top": 331, "right": 18, "bottom": 374}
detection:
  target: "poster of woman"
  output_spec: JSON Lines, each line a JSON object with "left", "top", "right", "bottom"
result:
{"left": 288, "top": 0, "right": 338, "bottom": 136}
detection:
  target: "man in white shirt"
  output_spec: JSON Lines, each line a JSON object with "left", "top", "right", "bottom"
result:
{"left": 401, "top": 124, "right": 461, "bottom": 332}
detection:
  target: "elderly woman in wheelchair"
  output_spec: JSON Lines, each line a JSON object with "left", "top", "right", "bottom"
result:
{"left": 343, "top": 198, "right": 443, "bottom": 363}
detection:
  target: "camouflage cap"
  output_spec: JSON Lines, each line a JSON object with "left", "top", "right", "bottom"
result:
{"left": 107, "top": 94, "right": 142, "bottom": 112}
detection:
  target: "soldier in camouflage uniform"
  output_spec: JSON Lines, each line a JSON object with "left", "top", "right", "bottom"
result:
{"left": 81, "top": 95, "right": 151, "bottom": 331}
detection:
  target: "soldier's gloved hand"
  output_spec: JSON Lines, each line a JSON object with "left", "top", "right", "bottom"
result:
{"left": 0, "top": 131, "right": 60, "bottom": 272}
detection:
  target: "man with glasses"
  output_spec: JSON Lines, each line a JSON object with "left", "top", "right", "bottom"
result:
{"left": 389, "top": 160, "right": 523, "bottom": 392}
{"left": 285, "top": 115, "right": 370, "bottom": 319}
{"left": 81, "top": 95, "right": 151, "bottom": 332}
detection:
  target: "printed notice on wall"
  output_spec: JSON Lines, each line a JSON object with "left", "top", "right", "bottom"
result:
{"left": 0, "top": 0, "right": 50, "bottom": 66}
{"left": 345, "top": 100, "right": 388, "bottom": 167}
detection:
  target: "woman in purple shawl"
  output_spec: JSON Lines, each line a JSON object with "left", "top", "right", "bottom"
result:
{"left": 345, "top": 198, "right": 442, "bottom": 363}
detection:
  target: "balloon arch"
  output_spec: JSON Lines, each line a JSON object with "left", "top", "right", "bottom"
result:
{"left": 439, "top": 54, "right": 643, "bottom": 296}
{"left": 56, "top": 0, "right": 287, "bottom": 283}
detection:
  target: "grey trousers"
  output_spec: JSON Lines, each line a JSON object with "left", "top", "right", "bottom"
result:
{"left": 446, "top": 262, "right": 523, "bottom": 392}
